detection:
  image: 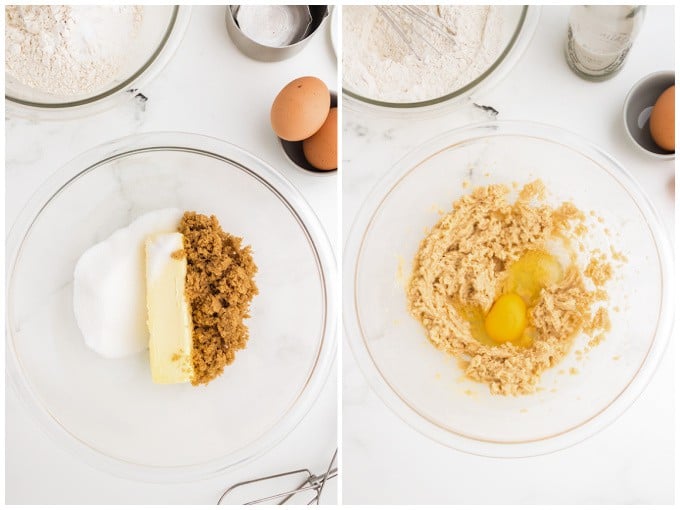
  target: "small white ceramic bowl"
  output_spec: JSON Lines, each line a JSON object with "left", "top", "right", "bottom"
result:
{"left": 622, "top": 70, "right": 675, "bottom": 160}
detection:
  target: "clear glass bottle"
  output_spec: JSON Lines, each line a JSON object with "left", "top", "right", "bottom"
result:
{"left": 565, "top": 5, "right": 646, "bottom": 81}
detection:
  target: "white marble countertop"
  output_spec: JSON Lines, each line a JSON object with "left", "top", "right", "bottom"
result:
{"left": 342, "top": 5, "right": 674, "bottom": 505}
{"left": 5, "top": 6, "right": 337, "bottom": 504}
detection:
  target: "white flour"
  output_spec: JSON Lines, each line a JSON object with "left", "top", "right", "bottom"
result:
{"left": 343, "top": 5, "right": 504, "bottom": 103}
{"left": 5, "top": 5, "right": 143, "bottom": 96}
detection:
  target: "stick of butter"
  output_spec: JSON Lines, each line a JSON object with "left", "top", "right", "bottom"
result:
{"left": 145, "top": 232, "right": 194, "bottom": 384}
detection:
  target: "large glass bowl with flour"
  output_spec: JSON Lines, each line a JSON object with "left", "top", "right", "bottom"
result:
{"left": 344, "top": 121, "right": 673, "bottom": 457}
{"left": 342, "top": 5, "right": 535, "bottom": 109}
{"left": 6, "top": 133, "right": 336, "bottom": 481}
{"left": 5, "top": 5, "right": 189, "bottom": 111}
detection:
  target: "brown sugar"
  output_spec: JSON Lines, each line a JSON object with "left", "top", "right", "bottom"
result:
{"left": 585, "top": 254, "right": 613, "bottom": 287}
{"left": 179, "top": 212, "right": 258, "bottom": 385}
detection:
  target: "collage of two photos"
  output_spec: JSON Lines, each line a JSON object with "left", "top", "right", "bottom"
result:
{"left": 5, "top": 3, "right": 676, "bottom": 505}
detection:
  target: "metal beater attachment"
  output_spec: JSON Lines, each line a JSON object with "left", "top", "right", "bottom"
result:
{"left": 217, "top": 450, "right": 338, "bottom": 505}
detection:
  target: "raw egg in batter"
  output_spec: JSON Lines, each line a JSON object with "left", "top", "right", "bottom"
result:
{"left": 503, "top": 250, "right": 563, "bottom": 302}
{"left": 457, "top": 250, "right": 564, "bottom": 348}
{"left": 484, "top": 292, "right": 527, "bottom": 343}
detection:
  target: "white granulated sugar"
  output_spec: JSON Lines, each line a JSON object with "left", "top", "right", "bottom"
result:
{"left": 5, "top": 5, "right": 143, "bottom": 97}
{"left": 343, "top": 5, "right": 504, "bottom": 103}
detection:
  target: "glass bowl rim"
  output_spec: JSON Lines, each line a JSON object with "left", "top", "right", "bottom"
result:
{"left": 343, "top": 119, "right": 674, "bottom": 458}
{"left": 5, "top": 5, "right": 190, "bottom": 110}
{"left": 5, "top": 131, "right": 337, "bottom": 482}
{"left": 341, "top": 5, "right": 532, "bottom": 109}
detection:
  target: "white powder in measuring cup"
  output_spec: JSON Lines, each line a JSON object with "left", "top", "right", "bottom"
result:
{"left": 343, "top": 5, "right": 504, "bottom": 103}
{"left": 235, "top": 5, "right": 312, "bottom": 47}
{"left": 5, "top": 5, "right": 143, "bottom": 97}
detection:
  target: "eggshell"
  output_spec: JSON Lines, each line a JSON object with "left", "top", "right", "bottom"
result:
{"left": 303, "top": 107, "right": 337, "bottom": 171}
{"left": 649, "top": 85, "right": 675, "bottom": 151}
{"left": 271, "top": 77, "right": 330, "bottom": 142}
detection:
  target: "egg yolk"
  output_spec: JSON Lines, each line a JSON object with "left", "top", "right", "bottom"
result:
{"left": 484, "top": 292, "right": 527, "bottom": 343}
{"left": 455, "top": 250, "right": 563, "bottom": 348}
{"left": 503, "top": 250, "right": 563, "bottom": 303}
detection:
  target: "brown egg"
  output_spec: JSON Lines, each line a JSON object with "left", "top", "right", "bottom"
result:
{"left": 649, "top": 85, "right": 675, "bottom": 151}
{"left": 271, "top": 77, "right": 330, "bottom": 142}
{"left": 303, "top": 107, "right": 337, "bottom": 171}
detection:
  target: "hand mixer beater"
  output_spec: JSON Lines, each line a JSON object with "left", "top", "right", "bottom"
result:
{"left": 218, "top": 449, "right": 337, "bottom": 505}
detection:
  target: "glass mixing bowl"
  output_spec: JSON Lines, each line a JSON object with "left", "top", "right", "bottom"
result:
{"left": 5, "top": 6, "right": 190, "bottom": 115}
{"left": 342, "top": 6, "right": 538, "bottom": 110}
{"left": 344, "top": 121, "right": 673, "bottom": 457}
{"left": 6, "top": 132, "right": 336, "bottom": 481}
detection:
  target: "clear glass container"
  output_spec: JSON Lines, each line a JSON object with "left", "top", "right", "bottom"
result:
{"left": 566, "top": 5, "right": 646, "bottom": 81}
{"left": 6, "top": 132, "right": 337, "bottom": 481}
{"left": 5, "top": 6, "right": 191, "bottom": 118}
{"left": 344, "top": 121, "right": 673, "bottom": 457}
{"left": 342, "top": 6, "right": 539, "bottom": 111}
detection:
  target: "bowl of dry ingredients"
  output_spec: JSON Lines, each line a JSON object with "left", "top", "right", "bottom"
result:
{"left": 342, "top": 5, "right": 537, "bottom": 109}
{"left": 6, "top": 132, "right": 336, "bottom": 481}
{"left": 5, "top": 5, "right": 190, "bottom": 113}
{"left": 344, "top": 121, "right": 673, "bottom": 457}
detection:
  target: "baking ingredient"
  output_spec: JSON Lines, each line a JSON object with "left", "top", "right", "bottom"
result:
{"left": 5, "top": 5, "right": 143, "bottom": 96}
{"left": 474, "top": 250, "right": 563, "bottom": 347}
{"left": 74, "top": 208, "right": 258, "bottom": 386}
{"left": 503, "top": 250, "right": 563, "bottom": 303}
{"left": 566, "top": 6, "right": 645, "bottom": 81}
{"left": 180, "top": 212, "right": 258, "bottom": 386}
{"left": 484, "top": 293, "right": 527, "bottom": 344}
{"left": 303, "top": 107, "right": 337, "bottom": 171}
{"left": 234, "top": 5, "right": 312, "bottom": 47}
{"left": 145, "top": 232, "right": 194, "bottom": 384}
{"left": 342, "top": 5, "right": 504, "bottom": 103}
{"left": 73, "top": 208, "right": 182, "bottom": 358}
{"left": 271, "top": 76, "right": 331, "bottom": 141}
{"left": 456, "top": 250, "right": 563, "bottom": 349}
{"left": 407, "top": 181, "right": 614, "bottom": 395}
{"left": 649, "top": 85, "right": 675, "bottom": 151}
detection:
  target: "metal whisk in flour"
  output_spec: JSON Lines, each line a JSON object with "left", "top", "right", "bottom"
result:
{"left": 5, "top": 5, "right": 143, "bottom": 97}
{"left": 343, "top": 5, "right": 504, "bottom": 103}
